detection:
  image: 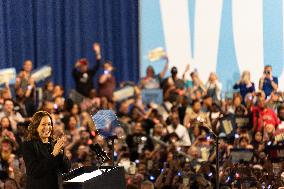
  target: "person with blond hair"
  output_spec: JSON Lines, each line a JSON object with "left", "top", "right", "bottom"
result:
{"left": 205, "top": 72, "right": 222, "bottom": 101}
{"left": 233, "top": 70, "right": 255, "bottom": 103}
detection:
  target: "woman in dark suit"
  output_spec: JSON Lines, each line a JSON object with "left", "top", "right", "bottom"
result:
{"left": 22, "top": 111, "right": 70, "bottom": 189}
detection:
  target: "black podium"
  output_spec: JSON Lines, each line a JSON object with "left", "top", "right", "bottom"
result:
{"left": 63, "top": 166, "right": 126, "bottom": 189}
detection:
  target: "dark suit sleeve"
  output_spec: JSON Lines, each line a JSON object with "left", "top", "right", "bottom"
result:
{"left": 23, "top": 141, "right": 69, "bottom": 178}
{"left": 72, "top": 68, "right": 80, "bottom": 80}
{"left": 233, "top": 83, "right": 239, "bottom": 89}
{"left": 57, "top": 151, "right": 71, "bottom": 173}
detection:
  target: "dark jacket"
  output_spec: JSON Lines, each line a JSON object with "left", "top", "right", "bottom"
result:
{"left": 72, "top": 58, "right": 101, "bottom": 97}
{"left": 23, "top": 140, "right": 70, "bottom": 189}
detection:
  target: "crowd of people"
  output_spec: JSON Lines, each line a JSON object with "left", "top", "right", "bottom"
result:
{"left": 0, "top": 42, "right": 284, "bottom": 189}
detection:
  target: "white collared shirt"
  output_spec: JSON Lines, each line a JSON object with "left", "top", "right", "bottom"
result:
{"left": 167, "top": 124, "right": 191, "bottom": 146}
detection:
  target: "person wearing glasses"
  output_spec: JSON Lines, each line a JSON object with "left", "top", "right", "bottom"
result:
{"left": 259, "top": 65, "right": 278, "bottom": 98}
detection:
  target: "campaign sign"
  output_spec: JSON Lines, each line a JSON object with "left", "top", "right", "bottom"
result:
{"left": 0, "top": 68, "right": 16, "bottom": 85}
{"left": 142, "top": 89, "right": 163, "bottom": 105}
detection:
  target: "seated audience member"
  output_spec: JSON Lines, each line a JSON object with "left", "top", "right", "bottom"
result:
{"left": 0, "top": 117, "right": 13, "bottom": 133}
{"left": 140, "top": 57, "right": 168, "bottom": 89}
{"left": 15, "top": 60, "right": 36, "bottom": 116}
{"left": 233, "top": 70, "right": 255, "bottom": 103}
{"left": 237, "top": 136, "right": 253, "bottom": 149}
{"left": 141, "top": 180, "right": 154, "bottom": 189}
{"left": 126, "top": 123, "right": 154, "bottom": 161}
{"left": 42, "top": 80, "right": 54, "bottom": 101}
{"left": 98, "top": 61, "right": 116, "bottom": 101}
{"left": 72, "top": 42, "right": 101, "bottom": 97}
{"left": 162, "top": 67, "right": 185, "bottom": 102}
{"left": 188, "top": 70, "right": 206, "bottom": 100}
{"left": 266, "top": 91, "right": 282, "bottom": 112}
{"left": 252, "top": 95, "right": 280, "bottom": 132}
{"left": 183, "top": 100, "right": 211, "bottom": 128}
{"left": 53, "top": 85, "right": 64, "bottom": 98}
{"left": 202, "top": 94, "right": 213, "bottom": 113}
{"left": 277, "top": 104, "right": 284, "bottom": 129}
{"left": 259, "top": 65, "right": 278, "bottom": 98}
{"left": 151, "top": 123, "right": 167, "bottom": 141}
{"left": 0, "top": 83, "right": 12, "bottom": 104}
{"left": 0, "top": 138, "right": 17, "bottom": 179}
{"left": 228, "top": 93, "right": 247, "bottom": 115}
{"left": 205, "top": 72, "right": 222, "bottom": 101}
{"left": 251, "top": 131, "right": 264, "bottom": 153}
{"left": 0, "top": 99, "right": 24, "bottom": 133}
{"left": 167, "top": 113, "right": 191, "bottom": 146}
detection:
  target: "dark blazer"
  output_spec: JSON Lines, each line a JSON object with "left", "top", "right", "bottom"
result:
{"left": 23, "top": 140, "right": 70, "bottom": 189}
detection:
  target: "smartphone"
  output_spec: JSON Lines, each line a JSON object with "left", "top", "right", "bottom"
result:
{"left": 183, "top": 177, "right": 189, "bottom": 186}
{"left": 147, "top": 160, "right": 153, "bottom": 170}
{"left": 129, "top": 162, "right": 136, "bottom": 175}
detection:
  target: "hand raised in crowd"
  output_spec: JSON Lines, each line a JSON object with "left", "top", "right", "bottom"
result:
{"left": 52, "top": 136, "right": 67, "bottom": 157}
{"left": 2, "top": 130, "right": 16, "bottom": 142}
{"left": 75, "top": 60, "right": 81, "bottom": 68}
{"left": 93, "top": 42, "right": 101, "bottom": 59}
{"left": 93, "top": 42, "right": 101, "bottom": 53}
{"left": 184, "top": 64, "right": 190, "bottom": 73}
{"left": 260, "top": 73, "right": 266, "bottom": 81}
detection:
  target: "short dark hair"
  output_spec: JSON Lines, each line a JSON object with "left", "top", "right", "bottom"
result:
{"left": 3, "top": 98, "right": 14, "bottom": 105}
{"left": 264, "top": 65, "right": 272, "bottom": 69}
{"left": 192, "top": 99, "right": 200, "bottom": 106}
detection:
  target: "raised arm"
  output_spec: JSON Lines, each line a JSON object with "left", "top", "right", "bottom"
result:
{"left": 182, "top": 64, "right": 190, "bottom": 81}
{"left": 159, "top": 56, "right": 169, "bottom": 78}
{"left": 90, "top": 42, "right": 102, "bottom": 76}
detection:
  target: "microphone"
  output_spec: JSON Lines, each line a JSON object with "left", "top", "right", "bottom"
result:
{"left": 89, "top": 143, "right": 110, "bottom": 162}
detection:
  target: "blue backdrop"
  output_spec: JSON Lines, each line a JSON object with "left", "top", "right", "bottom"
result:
{"left": 0, "top": 0, "right": 139, "bottom": 93}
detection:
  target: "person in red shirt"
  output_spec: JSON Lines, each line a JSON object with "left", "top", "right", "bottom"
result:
{"left": 252, "top": 95, "right": 280, "bottom": 132}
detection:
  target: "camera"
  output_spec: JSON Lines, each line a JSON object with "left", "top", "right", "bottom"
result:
{"left": 264, "top": 70, "right": 270, "bottom": 75}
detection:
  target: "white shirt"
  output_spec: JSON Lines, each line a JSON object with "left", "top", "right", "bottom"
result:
{"left": 167, "top": 124, "right": 191, "bottom": 146}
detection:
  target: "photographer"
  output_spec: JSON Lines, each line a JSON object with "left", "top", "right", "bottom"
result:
{"left": 98, "top": 61, "right": 116, "bottom": 101}
{"left": 259, "top": 65, "right": 278, "bottom": 98}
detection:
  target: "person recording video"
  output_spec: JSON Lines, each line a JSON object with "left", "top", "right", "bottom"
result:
{"left": 259, "top": 65, "right": 278, "bottom": 98}
{"left": 98, "top": 61, "right": 116, "bottom": 101}
{"left": 22, "top": 111, "right": 70, "bottom": 189}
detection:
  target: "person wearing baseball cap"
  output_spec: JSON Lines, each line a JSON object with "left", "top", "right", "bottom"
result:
{"left": 72, "top": 42, "right": 102, "bottom": 97}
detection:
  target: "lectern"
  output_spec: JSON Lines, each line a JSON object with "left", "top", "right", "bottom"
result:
{"left": 63, "top": 166, "right": 126, "bottom": 189}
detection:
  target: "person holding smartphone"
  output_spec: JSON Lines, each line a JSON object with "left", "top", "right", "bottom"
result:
{"left": 259, "top": 65, "right": 278, "bottom": 98}
{"left": 233, "top": 70, "right": 255, "bottom": 104}
{"left": 98, "top": 61, "right": 116, "bottom": 101}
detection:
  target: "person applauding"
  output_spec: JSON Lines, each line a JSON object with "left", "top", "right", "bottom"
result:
{"left": 22, "top": 111, "right": 70, "bottom": 189}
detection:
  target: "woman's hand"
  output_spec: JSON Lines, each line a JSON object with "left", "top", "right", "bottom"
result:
{"left": 52, "top": 136, "right": 66, "bottom": 157}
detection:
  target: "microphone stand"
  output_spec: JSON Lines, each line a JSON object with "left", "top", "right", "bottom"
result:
{"left": 106, "top": 135, "right": 117, "bottom": 167}
{"left": 216, "top": 133, "right": 220, "bottom": 189}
